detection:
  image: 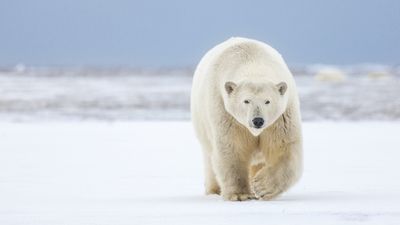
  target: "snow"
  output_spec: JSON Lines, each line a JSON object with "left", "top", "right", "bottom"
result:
{"left": 0, "top": 67, "right": 399, "bottom": 121}
{"left": 0, "top": 121, "right": 399, "bottom": 225}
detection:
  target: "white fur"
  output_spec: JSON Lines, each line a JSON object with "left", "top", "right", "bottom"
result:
{"left": 191, "top": 37, "right": 303, "bottom": 201}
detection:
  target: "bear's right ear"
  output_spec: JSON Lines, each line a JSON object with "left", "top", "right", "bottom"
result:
{"left": 276, "top": 82, "right": 287, "bottom": 96}
{"left": 225, "top": 81, "right": 237, "bottom": 95}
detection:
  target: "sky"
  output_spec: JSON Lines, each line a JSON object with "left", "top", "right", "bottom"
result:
{"left": 0, "top": 0, "right": 399, "bottom": 67}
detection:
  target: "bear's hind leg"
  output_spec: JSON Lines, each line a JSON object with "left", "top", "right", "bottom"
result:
{"left": 204, "top": 153, "right": 220, "bottom": 195}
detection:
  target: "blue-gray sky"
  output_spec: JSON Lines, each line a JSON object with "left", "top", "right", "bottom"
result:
{"left": 0, "top": 0, "right": 399, "bottom": 67}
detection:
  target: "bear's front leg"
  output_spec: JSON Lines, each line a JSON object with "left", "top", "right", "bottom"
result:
{"left": 252, "top": 141, "right": 302, "bottom": 200}
{"left": 212, "top": 142, "right": 254, "bottom": 201}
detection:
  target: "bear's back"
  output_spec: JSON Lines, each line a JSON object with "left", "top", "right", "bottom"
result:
{"left": 192, "top": 37, "right": 293, "bottom": 97}
{"left": 195, "top": 37, "right": 285, "bottom": 78}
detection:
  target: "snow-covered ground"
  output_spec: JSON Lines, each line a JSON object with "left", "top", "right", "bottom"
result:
{"left": 0, "top": 66, "right": 399, "bottom": 224}
{"left": 1, "top": 122, "right": 399, "bottom": 225}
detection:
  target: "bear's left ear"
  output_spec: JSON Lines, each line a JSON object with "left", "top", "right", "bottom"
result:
{"left": 276, "top": 82, "right": 287, "bottom": 95}
{"left": 225, "top": 81, "right": 237, "bottom": 95}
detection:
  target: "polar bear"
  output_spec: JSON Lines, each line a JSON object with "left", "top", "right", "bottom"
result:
{"left": 191, "top": 37, "right": 303, "bottom": 201}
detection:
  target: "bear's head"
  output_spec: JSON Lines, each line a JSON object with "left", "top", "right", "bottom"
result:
{"left": 223, "top": 80, "right": 288, "bottom": 136}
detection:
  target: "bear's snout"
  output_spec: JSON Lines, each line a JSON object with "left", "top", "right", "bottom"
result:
{"left": 252, "top": 117, "right": 264, "bottom": 128}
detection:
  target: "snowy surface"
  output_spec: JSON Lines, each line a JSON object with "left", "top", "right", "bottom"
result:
{"left": 0, "top": 67, "right": 399, "bottom": 121}
{"left": 0, "top": 121, "right": 399, "bottom": 225}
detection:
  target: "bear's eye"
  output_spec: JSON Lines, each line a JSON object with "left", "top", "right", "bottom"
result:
{"left": 244, "top": 100, "right": 250, "bottom": 104}
{"left": 265, "top": 100, "right": 270, "bottom": 105}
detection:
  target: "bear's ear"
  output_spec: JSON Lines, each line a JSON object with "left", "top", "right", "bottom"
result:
{"left": 225, "top": 81, "right": 237, "bottom": 95}
{"left": 276, "top": 82, "right": 287, "bottom": 95}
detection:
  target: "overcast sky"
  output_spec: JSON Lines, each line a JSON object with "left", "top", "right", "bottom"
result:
{"left": 0, "top": 0, "right": 399, "bottom": 67}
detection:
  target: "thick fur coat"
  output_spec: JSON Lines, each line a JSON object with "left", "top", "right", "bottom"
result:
{"left": 191, "top": 37, "right": 303, "bottom": 201}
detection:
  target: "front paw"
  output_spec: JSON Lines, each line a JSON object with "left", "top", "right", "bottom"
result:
{"left": 252, "top": 175, "right": 282, "bottom": 200}
{"left": 222, "top": 192, "right": 255, "bottom": 201}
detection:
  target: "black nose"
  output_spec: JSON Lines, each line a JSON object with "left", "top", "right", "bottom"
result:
{"left": 252, "top": 117, "right": 264, "bottom": 128}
